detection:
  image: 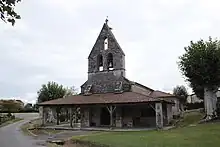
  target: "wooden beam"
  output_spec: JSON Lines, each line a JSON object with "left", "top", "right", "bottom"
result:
{"left": 149, "top": 104, "right": 156, "bottom": 112}
{"left": 56, "top": 107, "right": 60, "bottom": 125}
{"left": 150, "top": 103, "right": 167, "bottom": 120}
{"left": 106, "top": 105, "right": 116, "bottom": 127}
{"left": 69, "top": 107, "right": 73, "bottom": 128}
{"left": 41, "top": 106, "right": 46, "bottom": 126}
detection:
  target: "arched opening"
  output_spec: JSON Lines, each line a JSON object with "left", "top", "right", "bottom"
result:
{"left": 97, "top": 54, "right": 103, "bottom": 71}
{"left": 104, "top": 37, "right": 108, "bottom": 50}
{"left": 107, "top": 53, "right": 114, "bottom": 70}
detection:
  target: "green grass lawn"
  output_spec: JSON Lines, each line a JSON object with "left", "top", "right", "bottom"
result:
{"left": 75, "top": 123, "right": 220, "bottom": 147}
{"left": 176, "top": 111, "right": 204, "bottom": 127}
{"left": 0, "top": 118, "right": 23, "bottom": 128}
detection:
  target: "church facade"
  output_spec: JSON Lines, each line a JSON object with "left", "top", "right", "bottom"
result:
{"left": 39, "top": 19, "right": 182, "bottom": 129}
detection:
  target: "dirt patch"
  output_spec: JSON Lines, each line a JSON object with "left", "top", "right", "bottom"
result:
{"left": 48, "top": 139, "right": 107, "bottom": 147}
{"left": 21, "top": 118, "right": 64, "bottom": 136}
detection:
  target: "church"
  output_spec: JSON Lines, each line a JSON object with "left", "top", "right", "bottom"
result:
{"left": 39, "top": 19, "right": 183, "bottom": 129}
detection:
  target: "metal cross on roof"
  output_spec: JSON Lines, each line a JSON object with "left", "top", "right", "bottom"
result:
{"left": 105, "top": 16, "right": 108, "bottom": 24}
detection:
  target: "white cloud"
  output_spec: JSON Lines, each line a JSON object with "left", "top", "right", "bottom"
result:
{"left": 1, "top": 0, "right": 220, "bottom": 102}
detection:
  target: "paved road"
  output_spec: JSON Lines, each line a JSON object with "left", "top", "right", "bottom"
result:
{"left": 0, "top": 113, "right": 46, "bottom": 147}
{"left": 0, "top": 113, "right": 95, "bottom": 147}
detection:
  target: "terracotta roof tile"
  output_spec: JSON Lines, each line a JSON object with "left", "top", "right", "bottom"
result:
{"left": 39, "top": 92, "right": 171, "bottom": 106}
{"left": 150, "top": 90, "right": 175, "bottom": 98}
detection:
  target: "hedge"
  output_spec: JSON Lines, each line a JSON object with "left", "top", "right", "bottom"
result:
{"left": 186, "top": 102, "right": 204, "bottom": 110}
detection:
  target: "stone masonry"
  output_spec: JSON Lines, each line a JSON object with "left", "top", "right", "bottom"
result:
{"left": 81, "top": 20, "right": 130, "bottom": 94}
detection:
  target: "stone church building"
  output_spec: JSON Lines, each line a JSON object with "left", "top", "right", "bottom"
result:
{"left": 39, "top": 19, "right": 182, "bottom": 129}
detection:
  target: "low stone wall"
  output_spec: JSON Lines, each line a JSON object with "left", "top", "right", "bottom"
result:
{"left": 12, "top": 113, "right": 39, "bottom": 119}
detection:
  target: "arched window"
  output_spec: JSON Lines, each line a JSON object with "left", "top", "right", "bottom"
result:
{"left": 107, "top": 53, "right": 113, "bottom": 70}
{"left": 97, "top": 54, "right": 103, "bottom": 71}
{"left": 104, "top": 37, "right": 108, "bottom": 50}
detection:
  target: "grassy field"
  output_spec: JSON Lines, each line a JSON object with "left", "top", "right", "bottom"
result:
{"left": 70, "top": 111, "right": 220, "bottom": 147}
{"left": 75, "top": 123, "right": 220, "bottom": 147}
{"left": 176, "top": 111, "right": 204, "bottom": 127}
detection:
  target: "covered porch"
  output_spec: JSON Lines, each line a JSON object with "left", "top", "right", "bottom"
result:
{"left": 39, "top": 92, "right": 173, "bottom": 130}
{"left": 40, "top": 102, "right": 173, "bottom": 130}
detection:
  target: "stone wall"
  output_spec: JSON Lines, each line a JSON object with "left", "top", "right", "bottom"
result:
{"left": 121, "top": 105, "right": 156, "bottom": 128}
{"left": 166, "top": 103, "right": 173, "bottom": 124}
{"left": 155, "top": 103, "right": 163, "bottom": 128}
{"left": 163, "top": 97, "right": 181, "bottom": 116}
{"left": 88, "top": 23, "right": 125, "bottom": 73}
{"left": 39, "top": 106, "right": 43, "bottom": 118}
{"left": 80, "top": 22, "right": 129, "bottom": 94}
{"left": 90, "top": 107, "right": 101, "bottom": 126}
{"left": 81, "top": 75, "right": 131, "bottom": 94}
{"left": 79, "top": 105, "right": 158, "bottom": 128}
{"left": 81, "top": 107, "right": 90, "bottom": 127}
{"left": 47, "top": 107, "right": 57, "bottom": 123}
{"left": 115, "top": 108, "right": 122, "bottom": 127}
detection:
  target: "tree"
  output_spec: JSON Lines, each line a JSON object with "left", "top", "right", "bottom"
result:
{"left": 178, "top": 37, "right": 220, "bottom": 119}
{"left": 24, "top": 103, "right": 33, "bottom": 110}
{"left": 37, "top": 81, "right": 78, "bottom": 125}
{"left": 33, "top": 103, "right": 38, "bottom": 111}
{"left": 190, "top": 83, "right": 204, "bottom": 100}
{"left": 0, "top": 100, "right": 22, "bottom": 112}
{"left": 37, "top": 81, "right": 68, "bottom": 103}
{"left": 63, "top": 86, "right": 78, "bottom": 98}
{"left": 173, "top": 85, "right": 188, "bottom": 103}
{"left": 0, "top": 0, "right": 21, "bottom": 26}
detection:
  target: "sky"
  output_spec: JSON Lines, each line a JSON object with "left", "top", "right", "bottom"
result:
{"left": 0, "top": 0, "right": 220, "bottom": 103}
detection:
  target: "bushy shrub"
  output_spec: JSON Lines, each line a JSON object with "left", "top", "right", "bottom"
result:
{"left": 7, "top": 113, "right": 12, "bottom": 117}
{"left": 11, "top": 115, "right": 15, "bottom": 119}
{"left": 186, "top": 102, "right": 204, "bottom": 110}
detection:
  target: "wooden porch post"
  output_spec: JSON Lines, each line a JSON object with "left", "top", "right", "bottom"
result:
{"left": 41, "top": 106, "right": 46, "bottom": 126}
{"left": 110, "top": 106, "right": 113, "bottom": 127}
{"left": 56, "top": 107, "right": 60, "bottom": 125}
{"left": 69, "top": 107, "right": 73, "bottom": 128}
{"left": 155, "top": 103, "right": 163, "bottom": 129}
{"left": 106, "top": 105, "right": 116, "bottom": 128}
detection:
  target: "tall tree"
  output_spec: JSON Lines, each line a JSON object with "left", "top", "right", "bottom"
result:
{"left": 24, "top": 103, "right": 33, "bottom": 110}
{"left": 37, "top": 81, "right": 68, "bottom": 103}
{"left": 173, "top": 85, "right": 188, "bottom": 104}
{"left": 0, "top": 100, "right": 22, "bottom": 112}
{"left": 63, "top": 86, "right": 78, "bottom": 98}
{"left": 0, "top": 0, "right": 21, "bottom": 25}
{"left": 178, "top": 37, "right": 220, "bottom": 119}
{"left": 190, "top": 83, "right": 204, "bottom": 100}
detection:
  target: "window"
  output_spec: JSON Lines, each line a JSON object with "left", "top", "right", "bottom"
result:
{"left": 115, "top": 81, "right": 123, "bottom": 93}
{"left": 84, "top": 84, "right": 92, "bottom": 95}
{"left": 104, "top": 37, "right": 108, "bottom": 50}
{"left": 107, "top": 53, "right": 113, "bottom": 70}
{"left": 97, "top": 54, "right": 103, "bottom": 71}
